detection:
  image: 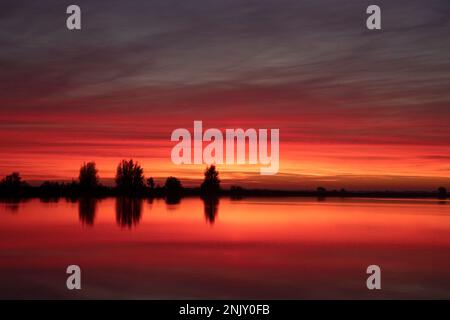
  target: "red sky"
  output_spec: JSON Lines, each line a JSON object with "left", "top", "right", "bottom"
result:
{"left": 1, "top": 0, "right": 449, "bottom": 190}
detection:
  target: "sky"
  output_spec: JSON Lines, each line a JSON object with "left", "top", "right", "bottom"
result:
{"left": 1, "top": 0, "right": 450, "bottom": 190}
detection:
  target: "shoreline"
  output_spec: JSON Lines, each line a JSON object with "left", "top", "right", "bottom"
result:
{"left": 0, "top": 189, "right": 448, "bottom": 200}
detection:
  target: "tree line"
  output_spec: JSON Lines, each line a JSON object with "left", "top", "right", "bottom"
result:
{"left": 0, "top": 160, "right": 448, "bottom": 199}
{"left": 0, "top": 159, "right": 221, "bottom": 199}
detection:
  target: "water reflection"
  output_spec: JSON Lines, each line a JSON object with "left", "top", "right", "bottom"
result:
{"left": 39, "top": 197, "right": 60, "bottom": 204}
{"left": 2, "top": 197, "right": 450, "bottom": 299}
{"left": 115, "top": 197, "right": 142, "bottom": 228}
{"left": 202, "top": 196, "right": 219, "bottom": 224}
{"left": 78, "top": 197, "right": 97, "bottom": 226}
{"left": 0, "top": 198, "right": 30, "bottom": 213}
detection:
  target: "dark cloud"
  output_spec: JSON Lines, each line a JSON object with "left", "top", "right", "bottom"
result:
{"left": 1, "top": 0, "right": 449, "bottom": 111}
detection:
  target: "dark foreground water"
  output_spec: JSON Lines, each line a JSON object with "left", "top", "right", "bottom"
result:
{"left": 1, "top": 197, "right": 449, "bottom": 299}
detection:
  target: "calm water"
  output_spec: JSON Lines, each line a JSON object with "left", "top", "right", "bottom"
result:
{"left": 1, "top": 197, "right": 450, "bottom": 299}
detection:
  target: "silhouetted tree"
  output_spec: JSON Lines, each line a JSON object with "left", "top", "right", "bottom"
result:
{"left": 317, "top": 187, "right": 327, "bottom": 193}
{"left": 147, "top": 177, "right": 155, "bottom": 197}
{"left": 147, "top": 177, "right": 155, "bottom": 190}
{"left": 1, "top": 172, "right": 20, "bottom": 186}
{"left": 165, "top": 176, "right": 182, "bottom": 202}
{"left": 115, "top": 159, "right": 145, "bottom": 194}
{"left": 40, "top": 181, "right": 61, "bottom": 191}
{"left": 200, "top": 165, "right": 221, "bottom": 197}
{"left": 0, "top": 172, "right": 28, "bottom": 189}
{"left": 79, "top": 162, "right": 99, "bottom": 192}
{"left": 438, "top": 186, "right": 447, "bottom": 199}
{"left": 39, "top": 181, "right": 63, "bottom": 200}
{"left": 316, "top": 186, "right": 327, "bottom": 200}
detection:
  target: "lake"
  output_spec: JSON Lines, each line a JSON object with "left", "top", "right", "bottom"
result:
{"left": 1, "top": 197, "right": 449, "bottom": 299}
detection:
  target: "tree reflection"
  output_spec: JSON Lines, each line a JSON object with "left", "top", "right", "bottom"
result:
{"left": 202, "top": 196, "right": 219, "bottom": 225}
{"left": 39, "top": 197, "right": 60, "bottom": 204}
{"left": 0, "top": 198, "right": 30, "bottom": 213}
{"left": 115, "top": 197, "right": 142, "bottom": 228}
{"left": 78, "top": 197, "right": 97, "bottom": 226}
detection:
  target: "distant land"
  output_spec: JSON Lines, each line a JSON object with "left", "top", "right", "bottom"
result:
{"left": 0, "top": 183, "right": 448, "bottom": 200}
